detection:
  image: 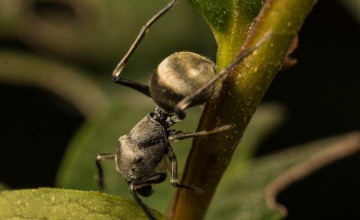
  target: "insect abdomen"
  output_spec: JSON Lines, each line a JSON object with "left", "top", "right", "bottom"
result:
{"left": 149, "top": 51, "right": 216, "bottom": 112}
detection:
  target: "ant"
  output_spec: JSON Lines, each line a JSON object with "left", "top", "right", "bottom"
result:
{"left": 95, "top": 0, "right": 270, "bottom": 219}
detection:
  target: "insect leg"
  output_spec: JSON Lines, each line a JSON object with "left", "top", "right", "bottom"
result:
{"left": 113, "top": 0, "right": 178, "bottom": 79}
{"left": 167, "top": 145, "right": 199, "bottom": 191}
{"left": 168, "top": 123, "right": 235, "bottom": 142}
{"left": 173, "top": 32, "right": 273, "bottom": 119}
{"left": 129, "top": 173, "right": 167, "bottom": 220}
{"left": 95, "top": 153, "right": 116, "bottom": 189}
{"left": 113, "top": 77, "right": 151, "bottom": 97}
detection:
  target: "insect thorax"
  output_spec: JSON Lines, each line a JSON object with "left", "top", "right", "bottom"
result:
{"left": 116, "top": 114, "right": 167, "bottom": 181}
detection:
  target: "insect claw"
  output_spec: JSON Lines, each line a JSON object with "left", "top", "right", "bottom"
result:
{"left": 192, "top": 187, "right": 204, "bottom": 194}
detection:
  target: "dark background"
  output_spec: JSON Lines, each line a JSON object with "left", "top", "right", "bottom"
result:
{"left": 259, "top": 1, "right": 360, "bottom": 219}
{"left": 0, "top": 0, "right": 359, "bottom": 219}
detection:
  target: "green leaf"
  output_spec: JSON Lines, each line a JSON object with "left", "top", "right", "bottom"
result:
{"left": 186, "top": 0, "right": 234, "bottom": 33}
{"left": 0, "top": 183, "right": 9, "bottom": 191}
{"left": 207, "top": 132, "right": 360, "bottom": 219}
{"left": 188, "top": 0, "right": 264, "bottom": 68}
{"left": 0, "top": 188, "right": 167, "bottom": 220}
{"left": 0, "top": 0, "right": 216, "bottom": 72}
{"left": 0, "top": 51, "right": 108, "bottom": 118}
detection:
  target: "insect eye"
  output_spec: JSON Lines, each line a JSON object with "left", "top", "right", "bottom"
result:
{"left": 136, "top": 156, "right": 143, "bottom": 163}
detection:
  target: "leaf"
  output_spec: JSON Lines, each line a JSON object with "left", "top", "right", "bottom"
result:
{"left": 171, "top": 0, "right": 317, "bottom": 219}
{"left": 0, "top": 51, "right": 107, "bottom": 118}
{"left": 0, "top": 0, "right": 216, "bottom": 72}
{"left": 188, "top": 0, "right": 265, "bottom": 68}
{"left": 0, "top": 183, "right": 9, "bottom": 191}
{"left": 0, "top": 188, "right": 167, "bottom": 220}
{"left": 207, "top": 132, "right": 360, "bottom": 219}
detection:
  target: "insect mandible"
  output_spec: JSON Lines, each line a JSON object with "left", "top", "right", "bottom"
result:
{"left": 95, "top": 0, "right": 271, "bottom": 219}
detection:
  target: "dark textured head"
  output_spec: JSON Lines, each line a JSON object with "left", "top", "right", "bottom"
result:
{"left": 149, "top": 51, "right": 216, "bottom": 112}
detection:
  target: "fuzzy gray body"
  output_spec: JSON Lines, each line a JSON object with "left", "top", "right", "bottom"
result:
{"left": 149, "top": 51, "right": 216, "bottom": 112}
{"left": 116, "top": 114, "right": 167, "bottom": 182}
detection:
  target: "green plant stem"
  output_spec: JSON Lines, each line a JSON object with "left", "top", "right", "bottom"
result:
{"left": 170, "top": 0, "right": 317, "bottom": 219}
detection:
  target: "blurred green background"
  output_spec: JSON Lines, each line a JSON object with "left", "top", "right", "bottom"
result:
{"left": 0, "top": 0, "right": 359, "bottom": 219}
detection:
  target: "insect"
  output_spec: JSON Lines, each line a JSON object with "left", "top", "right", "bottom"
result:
{"left": 95, "top": 0, "right": 270, "bottom": 219}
